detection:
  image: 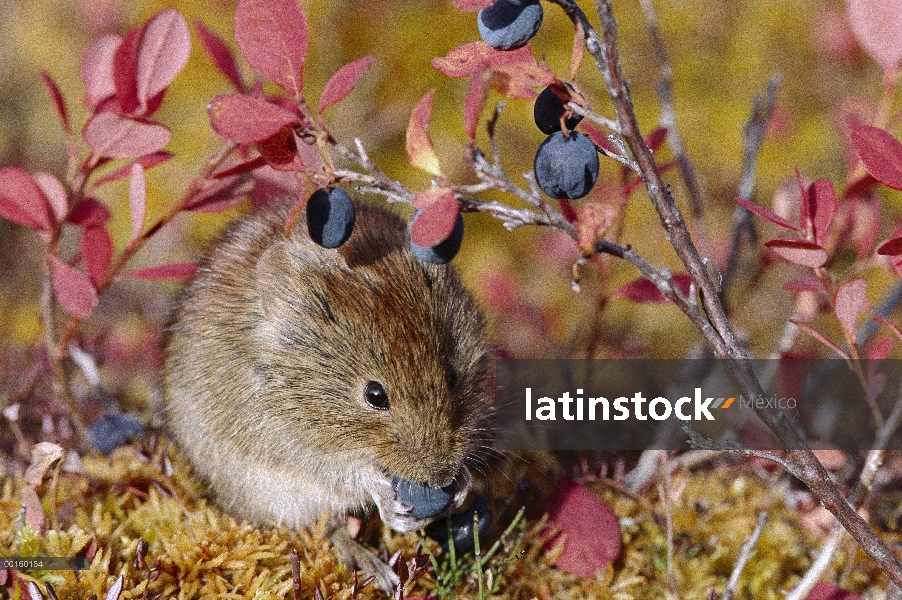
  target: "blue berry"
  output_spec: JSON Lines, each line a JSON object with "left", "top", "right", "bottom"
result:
{"left": 410, "top": 211, "right": 464, "bottom": 265}
{"left": 477, "top": 0, "right": 543, "bottom": 51}
{"left": 87, "top": 412, "right": 145, "bottom": 455}
{"left": 534, "top": 84, "right": 583, "bottom": 135}
{"left": 306, "top": 187, "right": 356, "bottom": 249}
{"left": 425, "top": 494, "right": 491, "bottom": 553}
{"left": 393, "top": 475, "right": 455, "bottom": 519}
{"left": 534, "top": 131, "right": 599, "bottom": 199}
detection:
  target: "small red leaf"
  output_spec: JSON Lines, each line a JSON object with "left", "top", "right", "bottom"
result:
{"left": 32, "top": 171, "right": 68, "bottom": 224}
{"left": 463, "top": 72, "right": 490, "bottom": 139}
{"left": 318, "top": 56, "right": 374, "bottom": 113}
{"left": 846, "top": 0, "right": 902, "bottom": 72}
{"left": 41, "top": 71, "right": 71, "bottom": 136}
{"left": 410, "top": 190, "right": 459, "bottom": 248}
{"left": 487, "top": 45, "right": 555, "bottom": 99}
{"left": 735, "top": 197, "right": 799, "bottom": 231}
{"left": 878, "top": 235, "right": 902, "bottom": 255}
{"left": 804, "top": 581, "right": 862, "bottom": 600}
{"left": 868, "top": 337, "right": 893, "bottom": 360}
{"left": 406, "top": 89, "right": 442, "bottom": 176}
{"left": 558, "top": 199, "right": 577, "bottom": 223}
{"left": 0, "top": 167, "right": 53, "bottom": 231}
{"left": 136, "top": 9, "right": 190, "bottom": 110}
{"left": 83, "top": 113, "right": 171, "bottom": 158}
{"left": 50, "top": 256, "right": 98, "bottom": 319}
{"left": 849, "top": 120, "right": 902, "bottom": 190}
{"left": 617, "top": 274, "right": 692, "bottom": 303}
{"left": 791, "top": 319, "right": 850, "bottom": 358}
{"left": 807, "top": 178, "right": 837, "bottom": 245}
{"left": 764, "top": 238, "right": 828, "bottom": 268}
{"left": 256, "top": 127, "right": 306, "bottom": 172}
{"left": 234, "top": 0, "right": 308, "bottom": 97}
{"left": 194, "top": 20, "right": 245, "bottom": 91}
{"left": 782, "top": 275, "right": 826, "bottom": 293}
{"left": 81, "top": 34, "right": 122, "bottom": 110}
{"left": 185, "top": 175, "right": 254, "bottom": 213}
{"left": 81, "top": 226, "right": 113, "bottom": 287}
{"left": 545, "top": 479, "right": 621, "bottom": 579}
{"left": 432, "top": 42, "right": 492, "bottom": 78}
{"left": 580, "top": 121, "right": 616, "bottom": 154}
{"left": 453, "top": 0, "right": 496, "bottom": 9}
{"left": 113, "top": 25, "right": 144, "bottom": 115}
{"left": 122, "top": 262, "right": 198, "bottom": 281}
{"left": 212, "top": 156, "right": 268, "bottom": 179}
{"left": 129, "top": 163, "right": 147, "bottom": 242}
{"left": 835, "top": 277, "right": 868, "bottom": 337}
{"left": 208, "top": 93, "right": 301, "bottom": 143}
{"left": 68, "top": 198, "right": 111, "bottom": 228}
{"left": 92, "top": 151, "right": 174, "bottom": 188}
{"left": 645, "top": 127, "right": 668, "bottom": 152}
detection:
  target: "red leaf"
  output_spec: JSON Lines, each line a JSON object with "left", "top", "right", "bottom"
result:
{"left": 849, "top": 120, "right": 902, "bottom": 190}
{"left": 580, "top": 121, "right": 616, "bottom": 154}
{"left": 32, "top": 171, "right": 68, "bottom": 224}
{"left": 92, "top": 151, "right": 174, "bottom": 188}
{"left": 432, "top": 42, "right": 492, "bottom": 78}
{"left": 318, "top": 56, "right": 374, "bottom": 113}
{"left": 791, "top": 319, "right": 850, "bottom": 358}
{"left": 122, "top": 262, "right": 198, "bottom": 281}
{"left": 868, "top": 337, "right": 893, "bottom": 360}
{"left": 81, "top": 34, "right": 122, "bottom": 110}
{"left": 0, "top": 167, "right": 53, "bottom": 231}
{"left": 234, "top": 0, "right": 308, "bottom": 97}
{"left": 463, "top": 72, "right": 490, "bottom": 139}
{"left": 878, "top": 235, "right": 902, "bottom": 255}
{"left": 68, "top": 198, "right": 111, "bottom": 228}
{"left": 487, "top": 45, "right": 555, "bottom": 99}
{"left": 208, "top": 93, "right": 301, "bottom": 143}
{"left": 136, "top": 9, "right": 190, "bottom": 110}
{"left": 617, "top": 274, "right": 692, "bottom": 303}
{"left": 835, "top": 278, "right": 867, "bottom": 337}
{"left": 406, "top": 89, "right": 442, "bottom": 176}
{"left": 50, "top": 256, "right": 98, "bottom": 319}
{"left": 645, "top": 127, "right": 668, "bottom": 152}
{"left": 194, "top": 20, "right": 245, "bottom": 92}
{"left": 410, "top": 189, "right": 459, "bottom": 248}
{"left": 764, "top": 238, "right": 828, "bottom": 268}
{"left": 782, "top": 275, "right": 826, "bottom": 293}
{"left": 83, "top": 113, "right": 171, "bottom": 158}
{"left": 544, "top": 479, "right": 621, "bottom": 579}
{"left": 41, "top": 71, "right": 71, "bottom": 136}
{"left": 735, "top": 197, "right": 799, "bottom": 231}
{"left": 558, "top": 199, "right": 577, "bottom": 223}
{"left": 804, "top": 581, "right": 862, "bottom": 600}
{"left": 256, "top": 127, "right": 305, "bottom": 172}
{"left": 453, "top": 0, "right": 495, "bottom": 9}
{"left": 570, "top": 19, "right": 585, "bottom": 81}
{"left": 81, "top": 226, "right": 113, "bottom": 287}
{"left": 113, "top": 25, "right": 144, "bottom": 115}
{"left": 185, "top": 175, "right": 254, "bottom": 213}
{"left": 129, "top": 164, "right": 146, "bottom": 242}
{"left": 846, "top": 0, "right": 902, "bottom": 72}
{"left": 806, "top": 178, "right": 837, "bottom": 245}
{"left": 212, "top": 155, "right": 268, "bottom": 179}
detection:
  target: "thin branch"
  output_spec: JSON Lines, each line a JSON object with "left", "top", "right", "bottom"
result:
{"left": 722, "top": 512, "right": 768, "bottom": 600}
{"left": 637, "top": 0, "right": 712, "bottom": 262}
{"left": 723, "top": 76, "right": 781, "bottom": 297}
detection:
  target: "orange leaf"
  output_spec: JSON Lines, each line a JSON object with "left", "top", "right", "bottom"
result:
{"left": 406, "top": 89, "right": 442, "bottom": 176}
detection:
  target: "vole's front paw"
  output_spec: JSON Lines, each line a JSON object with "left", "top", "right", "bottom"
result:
{"left": 329, "top": 527, "right": 399, "bottom": 594}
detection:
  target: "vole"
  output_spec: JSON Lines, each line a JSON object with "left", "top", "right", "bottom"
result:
{"left": 163, "top": 196, "right": 491, "bottom": 592}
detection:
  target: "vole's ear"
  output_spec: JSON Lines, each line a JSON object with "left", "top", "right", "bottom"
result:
{"left": 256, "top": 239, "right": 339, "bottom": 326}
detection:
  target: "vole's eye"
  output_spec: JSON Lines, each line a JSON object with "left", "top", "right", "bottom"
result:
{"left": 364, "top": 381, "right": 389, "bottom": 410}
{"left": 446, "top": 364, "right": 458, "bottom": 390}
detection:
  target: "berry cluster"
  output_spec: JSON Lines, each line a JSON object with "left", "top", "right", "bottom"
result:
{"left": 478, "top": 3, "right": 600, "bottom": 200}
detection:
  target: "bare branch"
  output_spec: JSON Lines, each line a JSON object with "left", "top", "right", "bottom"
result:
{"left": 722, "top": 512, "right": 768, "bottom": 600}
